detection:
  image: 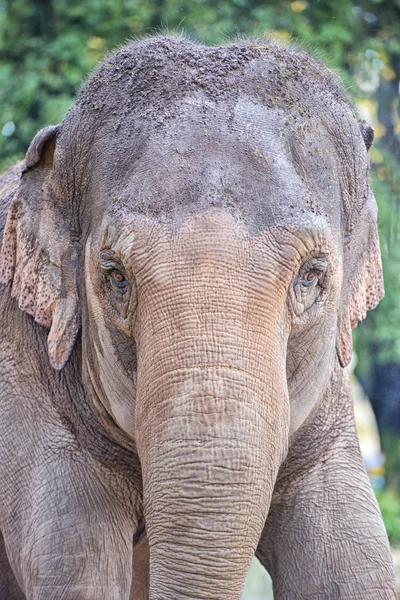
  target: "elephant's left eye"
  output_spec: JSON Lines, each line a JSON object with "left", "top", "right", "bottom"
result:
{"left": 298, "top": 271, "right": 319, "bottom": 287}
{"left": 291, "top": 256, "right": 329, "bottom": 316}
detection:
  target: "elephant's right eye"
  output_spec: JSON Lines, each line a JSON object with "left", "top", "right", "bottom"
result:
{"left": 99, "top": 254, "right": 133, "bottom": 320}
{"left": 100, "top": 255, "right": 128, "bottom": 286}
{"left": 111, "top": 270, "right": 128, "bottom": 290}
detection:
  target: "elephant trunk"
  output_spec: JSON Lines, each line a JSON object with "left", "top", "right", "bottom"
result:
{"left": 136, "top": 333, "right": 289, "bottom": 599}
{"left": 134, "top": 214, "right": 290, "bottom": 598}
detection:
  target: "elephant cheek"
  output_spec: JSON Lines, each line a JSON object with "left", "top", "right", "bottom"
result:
{"left": 83, "top": 244, "right": 137, "bottom": 437}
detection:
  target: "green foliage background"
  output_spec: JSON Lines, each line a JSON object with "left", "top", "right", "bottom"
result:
{"left": 1, "top": 1, "right": 400, "bottom": 475}
{"left": 1, "top": 1, "right": 399, "bottom": 170}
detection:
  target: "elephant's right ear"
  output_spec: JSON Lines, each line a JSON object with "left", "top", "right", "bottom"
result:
{"left": 0, "top": 126, "right": 80, "bottom": 370}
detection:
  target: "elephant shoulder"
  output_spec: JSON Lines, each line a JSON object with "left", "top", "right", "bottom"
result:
{"left": 0, "top": 163, "right": 23, "bottom": 236}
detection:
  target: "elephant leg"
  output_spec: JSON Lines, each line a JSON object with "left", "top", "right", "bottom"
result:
{"left": 3, "top": 453, "right": 139, "bottom": 600}
{"left": 0, "top": 531, "right": 26, "bottom": 600}
{"left": 129, "top": 534, "right": 150, "bottom": 600}
{"left": 257, "top": 369, "right": 397, "bottom": 599}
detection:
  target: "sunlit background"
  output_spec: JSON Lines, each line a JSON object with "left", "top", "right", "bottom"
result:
{"left": 1, "top": 1, "right": 399, "bottom": 597}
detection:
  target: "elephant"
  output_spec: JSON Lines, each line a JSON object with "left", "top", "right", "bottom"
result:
{"left": 0, "top": 35, "right": 397, "bottom": 599}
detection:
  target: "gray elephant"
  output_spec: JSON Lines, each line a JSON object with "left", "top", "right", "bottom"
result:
{"left": 0, "top": 35, "right": 397, "bottom": 599}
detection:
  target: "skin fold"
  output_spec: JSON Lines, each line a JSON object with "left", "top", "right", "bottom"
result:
{"left": 0, "top": 36, "right": 396, "bottom": 599}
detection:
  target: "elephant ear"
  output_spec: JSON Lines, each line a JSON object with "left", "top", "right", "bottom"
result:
{"left": 0, "top": 126, "right": 80, "bottom": 370}
{"left": 336, "top": 123, "right": 384, "bottom": 367}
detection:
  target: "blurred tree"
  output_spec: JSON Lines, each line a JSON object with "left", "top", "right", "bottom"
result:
{"left": 0, "top": 0, "right": 400, "bottom": 479}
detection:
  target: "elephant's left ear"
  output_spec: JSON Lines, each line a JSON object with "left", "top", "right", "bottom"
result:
{"left": 0, "top": 126, "right": 80, "bottom": 370}
{"left": 336, "top": 123, "right": 384, "bottom": 367}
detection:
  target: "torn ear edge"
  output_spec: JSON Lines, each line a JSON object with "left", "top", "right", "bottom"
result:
{"left": 0, "top": 125, "right": 80, "bottom": 370}
{"left": 47, "top": 296, "right": 80, "bottom": 370}
{"left": 0, "top": 204, "right": 80, "bottom": 370}
{"left": 336, "top": 243, "right": 384, "bottom": 368}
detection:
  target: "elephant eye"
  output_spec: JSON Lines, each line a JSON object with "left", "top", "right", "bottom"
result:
{"left": 291, "top": 256, "right": 329, "bottom": 316}
{"left": 111, "top": 270, "right": 128, "bottom": 289}
{"left": 100, "top": 254, "right": 129, "bottom": 289}
{"left": 298, "top": 270, "right": 319, "bottom": 287}
{"left": 98, "top": 252, "right": 134, "bottom": 321}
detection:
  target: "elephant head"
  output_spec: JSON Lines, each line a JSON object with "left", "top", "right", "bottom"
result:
{"left": 0, "top": 37, "right": 384, "bottom": 598}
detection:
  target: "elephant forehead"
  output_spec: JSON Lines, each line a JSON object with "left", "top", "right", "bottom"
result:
{"left": 88, "top": 96, "right": 342, "bottom": 235}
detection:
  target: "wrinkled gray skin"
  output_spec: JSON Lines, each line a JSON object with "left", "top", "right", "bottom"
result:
{"left": 0, "top": 36, "right": 397, "bottom": 599}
